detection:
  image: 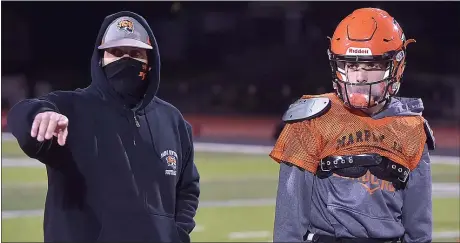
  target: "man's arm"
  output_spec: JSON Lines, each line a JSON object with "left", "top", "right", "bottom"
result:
{"left": 175, "top": 122, "right": 200, "bottom": 243}
{"left": 402, "top": 146, "right": 432, "bottom": 243}
{"left": 7, "top": 91, "right": 73, "bottom": 162}
{"left": 274, "top": 162, "right": 312, "bottom": 242}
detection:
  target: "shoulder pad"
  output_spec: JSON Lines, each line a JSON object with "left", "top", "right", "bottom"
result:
{"left": 282, "top": 97, "right": 331, "bottom": 123}
{"left": 423, "top": 119, "right": 436, "bottom": 150}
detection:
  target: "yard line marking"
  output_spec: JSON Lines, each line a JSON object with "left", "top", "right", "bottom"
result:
{"left": 2, "top": 210, "right": 44, "bottom": 219}
{"left": 194, "top": 225, "right": 205, "bottom": 232}
{"left": 228, "top": 231, "right": 271, "bottom": 239}
{"left": 200, "top": 198, "right": 276, "bottom": 208}
{"left": 433, "top": 231, "right": 460, "bottom": 239}
{"left": 1, "top": 199, "right": 276, "bottom": 219}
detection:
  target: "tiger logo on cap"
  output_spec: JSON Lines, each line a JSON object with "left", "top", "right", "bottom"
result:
{"left": 117, "top": 19, "right": 134, "bottom": 33}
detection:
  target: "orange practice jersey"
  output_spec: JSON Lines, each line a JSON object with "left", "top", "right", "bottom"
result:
{"left": 270, "top": 93, "right": 427, "bottom": 173}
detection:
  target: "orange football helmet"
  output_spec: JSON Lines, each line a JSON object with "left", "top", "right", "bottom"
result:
{"left": 327, "top": 8, "right": 416, "bottom": 109}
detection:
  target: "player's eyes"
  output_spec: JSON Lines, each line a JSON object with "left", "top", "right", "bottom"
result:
{"left": 367, "top": 64, "right": 378, "bottom": 68}
{"left": 346, "top": 64, "right": 359, "bottom": 70}
{"left": 366, "top": 63, "right": 385, "bottom": 70}
{"left": 345, "top": 63, "right": 385, "bottom": 71}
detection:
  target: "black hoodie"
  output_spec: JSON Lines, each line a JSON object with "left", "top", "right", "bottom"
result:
{"left": 7, "top": 11, "right": 200, "bottom": 242}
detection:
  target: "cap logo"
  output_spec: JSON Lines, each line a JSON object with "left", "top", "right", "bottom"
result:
{"left": 117, "top": 19, "right": 134, "bottom": 33}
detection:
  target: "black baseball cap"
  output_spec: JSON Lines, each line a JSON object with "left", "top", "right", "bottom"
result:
{"left": 98, "top": 16, "right": 152, "bottom": 50}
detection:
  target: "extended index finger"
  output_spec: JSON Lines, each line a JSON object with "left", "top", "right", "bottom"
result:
{"left": 31, "top": 114, "right": 43, "bottom": 137}
{"left": 57, "top": 115, "right": 69, "bottom": 127}
{"left": 37, "top": 115, "right": 50, "bottom": 142}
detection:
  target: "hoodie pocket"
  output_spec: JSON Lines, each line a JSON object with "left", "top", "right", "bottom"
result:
{"left": 147, "top": 212, "right": 182, "bottom": 243}
{"left": 326, "top": 173, "right": 402, "bottom": 221}
{"left": 96, "top": 225, "right": 105, "bottom": 242}
{"left": 143, "top": 191, "right": 181, "bottom": 242}
{"left": 96, "top": 211, "right": 182, "bottom": 243}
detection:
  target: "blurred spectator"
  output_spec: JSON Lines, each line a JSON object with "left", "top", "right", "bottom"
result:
{"left": 1, "top": 74, "right": 29, "bottom": 109}
{"left": 33, "top": 81, "right": 53, "bottom": 98}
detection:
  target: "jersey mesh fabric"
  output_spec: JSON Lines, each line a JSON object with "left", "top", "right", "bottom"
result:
{"left": 270, "top": 93, "right": 427, "bottom": 173}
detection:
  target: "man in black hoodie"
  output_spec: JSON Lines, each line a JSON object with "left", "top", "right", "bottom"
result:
{"left": 7, "top": 11, "right": 200, "bottom": 242}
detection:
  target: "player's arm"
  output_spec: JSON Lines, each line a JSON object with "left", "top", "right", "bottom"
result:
{"left": 401, "top": 145, "right": 433, "bottom": 243}
{"left": 274, "top": 162, "right": 312, "bottom": 242}
{"left": 7, "top": 91, "right": 73, "bottom": 163}
{"left": 270, "top": 97, "right": 327, "bottom": 242}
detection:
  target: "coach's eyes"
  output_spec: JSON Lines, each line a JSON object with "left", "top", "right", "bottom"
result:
{"left": 129, "top": 50, "right": 146, "bottom": 59}
{"left": 106, "top": 48, "right": 124, "bottom": 57}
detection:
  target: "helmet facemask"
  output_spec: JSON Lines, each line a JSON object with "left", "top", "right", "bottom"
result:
{"left": 329, "top": 49, "right": 405, "bottom": 110}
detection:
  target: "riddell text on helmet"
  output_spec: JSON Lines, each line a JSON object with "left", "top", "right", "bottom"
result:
{"left": 346, "top": 47, "right": 373, "bottom": 56}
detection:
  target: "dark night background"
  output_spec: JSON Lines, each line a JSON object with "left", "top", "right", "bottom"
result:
{"left": 2, "top": 1, "right": 460, "bottom": 121}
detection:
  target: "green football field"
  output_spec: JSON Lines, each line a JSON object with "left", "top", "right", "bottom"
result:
{"left": 1, "top": 140, "right": 459, "bottom": 242}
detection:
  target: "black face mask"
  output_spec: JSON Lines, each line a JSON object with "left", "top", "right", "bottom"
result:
{"left": 103, "top": 57, "right": 150, "bottom": 108}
